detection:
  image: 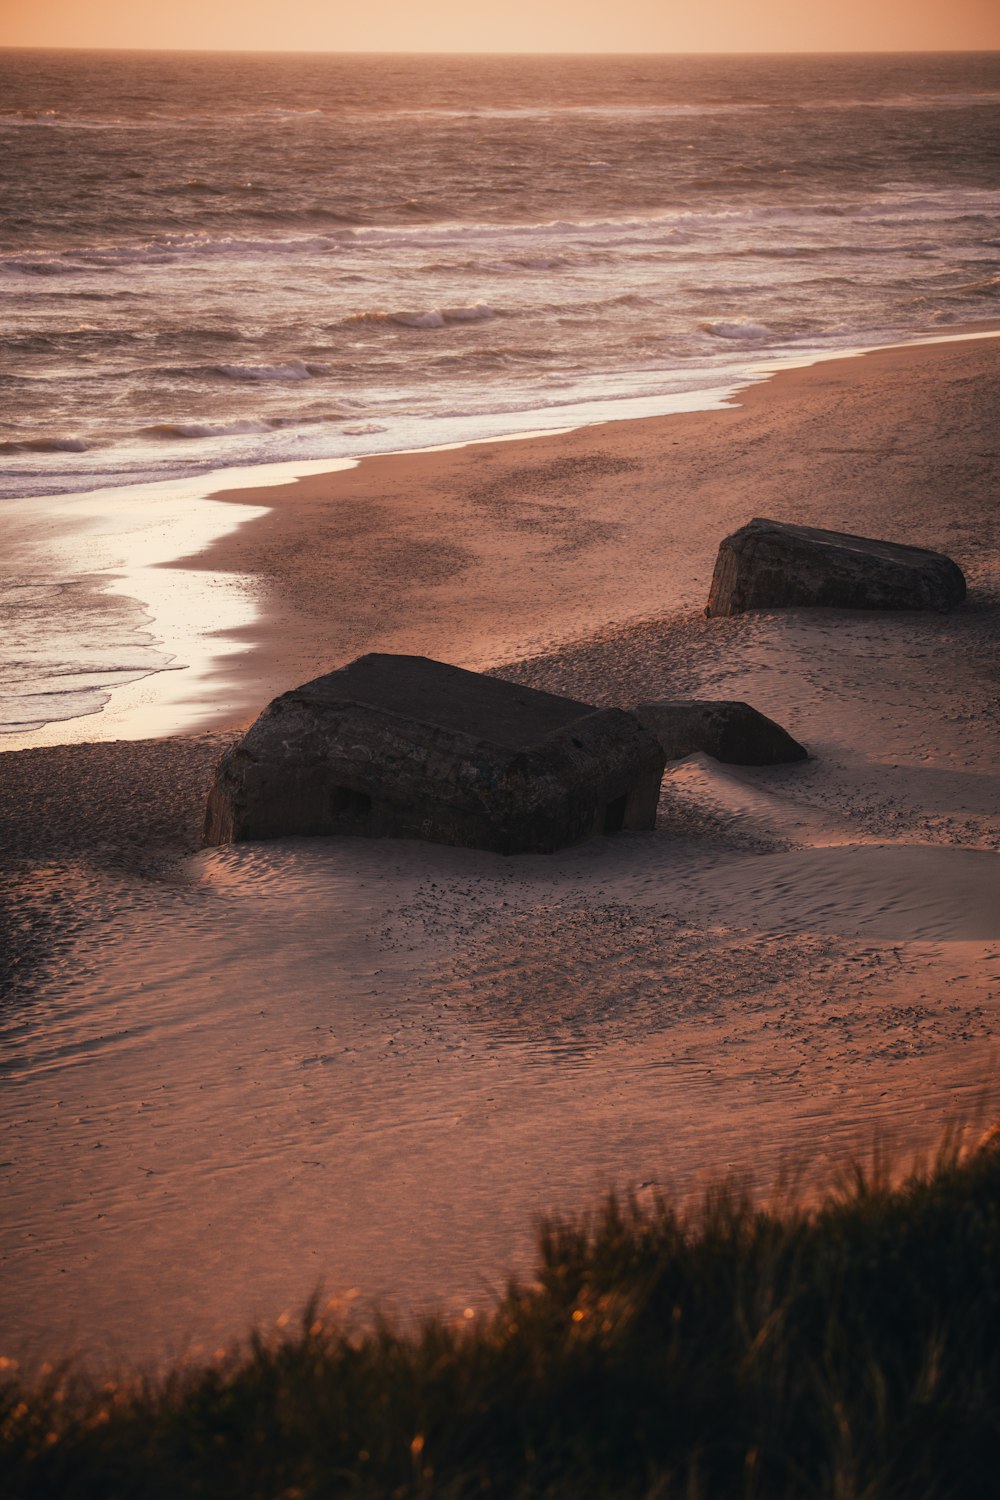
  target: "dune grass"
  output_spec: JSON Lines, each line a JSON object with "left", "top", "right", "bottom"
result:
{"left": 2, "top": 1129, "right": 999, "bottom": 1499}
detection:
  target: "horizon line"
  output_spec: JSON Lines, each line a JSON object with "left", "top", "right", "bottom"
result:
{"left": 2, "top": 43, "right": 999, "bottom": 58}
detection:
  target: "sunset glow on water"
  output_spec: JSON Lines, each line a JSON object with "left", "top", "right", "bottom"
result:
{"left": 3, "top": 50, "right": 999, "bottom": 503}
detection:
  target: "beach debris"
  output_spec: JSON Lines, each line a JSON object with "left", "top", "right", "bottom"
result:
{"left": 204, "top": 653, "right": 665, "bottom": 854}
{"left": 706, "top": 517, "right": 966, "bottom": 617}
{"left": 632, "top": 699, "right": 808, "bottom": 766}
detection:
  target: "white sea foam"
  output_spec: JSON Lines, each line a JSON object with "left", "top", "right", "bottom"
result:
{"left": 700, "top": 320, "right": 774, "bottom": 341}
{"left": 391, "top": 309, "right": 447, "bottom": 328}
{"left": 4, "top": 186, "right": 997, "bottom": 287}
{"left": 360, "top": 304, "right": 499, "bottom": 329}
{"left": 143, "top": 419, "right": 273, "bottom": 439}
{"left": 214, "top": 360, "right": 325, "bottom": 381}
{"left": 0, "top": 436, "right": 89, "bottom": 453}
{"left": 0, "top": 476, "right": 280, "bottom": 744}
{"left": 440, "top": 304, "right": 497, "bottom": 323}
{"left": 0, "top": 576, "right": 178, "bottom": 735}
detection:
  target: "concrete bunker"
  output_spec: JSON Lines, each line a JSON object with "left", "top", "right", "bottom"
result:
{"left": 204, "top": 653, "right": 666, "bottom": 855}
{"left": 706, "top": 517, "right": 967, "bottom": 618}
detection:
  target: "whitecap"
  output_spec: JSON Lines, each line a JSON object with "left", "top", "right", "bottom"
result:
{"left": 699, "top": 319, "right": 774, "bottom": 341}
{"left": 0, "top": 436, "right": 89, "bottom": 453}
{"left": 142, "top": 419, "right": 272, "bottom": 440}
{"left": 388, "top": 304, "right": 497, "bottom": 329}
{"left": 441, "top": 304, "right": 497, "bottom": 323}
{"left": 389, "top": 309, "right": 447, "bottom": 329}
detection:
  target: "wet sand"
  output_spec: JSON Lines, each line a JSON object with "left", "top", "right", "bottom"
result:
{"left": 180, "top": 331, "right": 1000, "bottom": 712}
{"left": 1, "top": 334, "right": 998, "bottom": 1371}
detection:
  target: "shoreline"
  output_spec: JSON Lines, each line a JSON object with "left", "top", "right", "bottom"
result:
{"left": 2, "top": 321, "right": 999, "bottom": 753}
{"left": 179, "top": 327, "right": 1000, "bottom": 728}
{"left": 0, "top": 326, "right": 998, "bottom": 1370}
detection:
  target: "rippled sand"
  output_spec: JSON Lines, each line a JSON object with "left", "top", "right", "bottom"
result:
{"left": 1, "top": 336, "right": 998, "bottom": 1369}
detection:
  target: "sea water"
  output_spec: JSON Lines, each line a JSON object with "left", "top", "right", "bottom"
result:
{"left": 1, "top": 50, "right": 999, "bottom": 733}
{"left": 3, "top": 49, "right": 999, "bottom": 499}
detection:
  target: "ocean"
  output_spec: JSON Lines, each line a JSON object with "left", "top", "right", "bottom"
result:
{"left": 3, "top": 49, "right": 999, "bottom": 501}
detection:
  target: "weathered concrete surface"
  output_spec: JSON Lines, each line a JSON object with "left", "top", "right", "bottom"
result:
{"left": 633, "top": 699, "right": 808, "bottom": 766}
{"left": 706, "top": 517, "right": 967, "bottom": 618}
{"left": 204, "top": 653, "right": 666, "bottom": 854}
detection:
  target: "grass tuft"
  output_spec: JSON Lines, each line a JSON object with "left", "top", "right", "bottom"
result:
{"left": 2, "top": 1128, "right": 999, "bottom": 1498}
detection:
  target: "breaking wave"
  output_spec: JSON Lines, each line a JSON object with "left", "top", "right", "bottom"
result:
{"left": 0, "top": 435, "right": 88, "bottom": 453}
{"left": 351, "top": 304, "right": 499, "bottom": 329}
{"left": 141, "top": 410, "right": 359, "bottom": 439}
{"left": 214, "top": 359, "right": 328, "bottom": 381}
{"left": 142, "top": 419, "right": 274, "bottom": 440}
{"left": 700, "top": 319, "right": 774, "bottom": 341}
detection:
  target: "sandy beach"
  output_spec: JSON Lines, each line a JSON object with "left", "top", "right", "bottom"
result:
{"left": 1, "top": 334, "right": 998, "bottom": 1372}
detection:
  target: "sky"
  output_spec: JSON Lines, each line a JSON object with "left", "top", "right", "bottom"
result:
{"left": 2, "top": 0, "right": 999, "bottom": 53}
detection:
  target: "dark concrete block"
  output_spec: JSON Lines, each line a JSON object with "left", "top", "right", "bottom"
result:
{"left": 633, "top": 699, "right": 808, "bottom": 766}
{"left": 204, "top": 653, "right": 666, "bottom": 854}
{"left": 706, "top": 517, "right": 966, "bottom": 618}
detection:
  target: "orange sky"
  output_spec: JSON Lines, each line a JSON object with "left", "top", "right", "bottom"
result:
{"left": 2, "top": 0, "right": 999, "bottom": 52}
